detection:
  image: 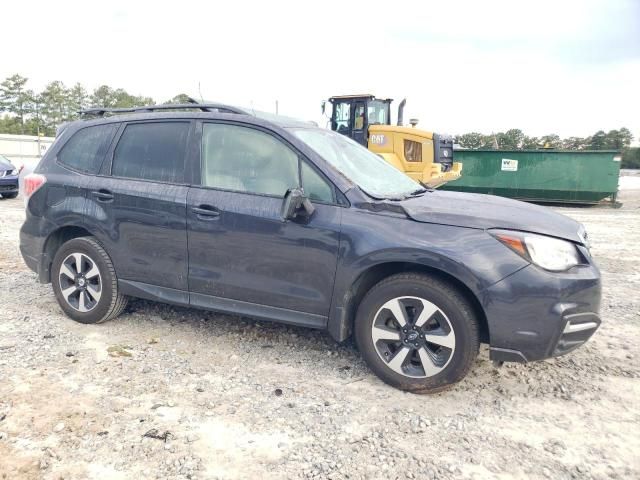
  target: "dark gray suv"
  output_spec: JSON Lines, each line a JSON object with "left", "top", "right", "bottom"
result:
{"left": 19, "top": 103, "right": 601, "bottom": 392}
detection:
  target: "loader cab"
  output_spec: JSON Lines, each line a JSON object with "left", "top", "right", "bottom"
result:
{"left": 327, "top": 95, "right": 392, "bottom": 147}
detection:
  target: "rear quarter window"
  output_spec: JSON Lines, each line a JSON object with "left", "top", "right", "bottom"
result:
{"left": 57, "top": 124, "right": 118, "bottom": 174}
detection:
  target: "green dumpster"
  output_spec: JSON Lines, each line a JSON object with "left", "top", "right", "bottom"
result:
{"left": 440, "top": 150, "right": 621, "bottom": 204}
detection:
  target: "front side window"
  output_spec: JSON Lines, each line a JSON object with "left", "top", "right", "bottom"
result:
{"left": 301, "top": 161, "right": 334, "bottom": 203}
{"left": 202, "top": 123, "right": 299, "bottom": 197}
{"left": 112, "top": 122, "right": 189, "bottom": 183}
{"left": 58, "top": 124, "right": 118, "bottom": 173}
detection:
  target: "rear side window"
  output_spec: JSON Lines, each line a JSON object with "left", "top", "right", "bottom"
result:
{"left": 57, "top": 124, "right": 117, "bottom": 174}
{"left": 112, "top": 122, "right": 189, "bottom": 183}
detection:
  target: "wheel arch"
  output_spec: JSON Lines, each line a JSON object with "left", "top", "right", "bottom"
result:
{"left": 39, "top": 225, "right": 94, "bottom": 283}
{"left": 329, "top": 261, "right": 489, "bottom": 345}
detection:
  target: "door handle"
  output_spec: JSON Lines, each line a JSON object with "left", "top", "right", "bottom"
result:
{"left": 91, "top": 190, "right": 114, "bottom": 202}
{"left": 192, "top": 205, "right": 220, "bottom": 218}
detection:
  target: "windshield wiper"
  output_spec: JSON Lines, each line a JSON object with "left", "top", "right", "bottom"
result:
{"left": 408, "top": 188, "right": 428, "bottom": 196}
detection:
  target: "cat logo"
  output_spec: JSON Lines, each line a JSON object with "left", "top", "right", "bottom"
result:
{"left": 370, "top": 134, "right": 387, "bottom": 146}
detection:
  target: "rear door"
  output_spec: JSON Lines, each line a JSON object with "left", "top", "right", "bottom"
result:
{"left": 86, "top": 120, "right": 192, "bottom": 296}
{"left": 48, "top": 122, "right": 119, "bottom": 221}
{"left": 186, "top": 121, "right": 342, "bottom": 319}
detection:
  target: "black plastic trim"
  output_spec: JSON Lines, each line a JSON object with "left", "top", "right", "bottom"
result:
{"left": 190, "top": 292, "right": 327, "bottom": 329}
{"left": 118, "top": 280, "right": 328, "bottom": 330}
{"left": 119, "top": 280, "right": 189, "bottom": 305}
{"left": 489, "top": 347, "right": 528, "bottom": 363}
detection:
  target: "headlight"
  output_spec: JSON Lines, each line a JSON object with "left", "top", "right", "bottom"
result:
{"left": 491, "top": 229, "right": 582, "bottom": 272}
{"left": 8, "top": 165, "right": 23, "bottom": 176}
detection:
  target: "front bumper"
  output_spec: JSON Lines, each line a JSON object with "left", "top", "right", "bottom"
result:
{"left": 0, "top": 176, "right": 19, "bottom": 194}
{"left": 483, "top": 258, "right": 601, "bottom": 363}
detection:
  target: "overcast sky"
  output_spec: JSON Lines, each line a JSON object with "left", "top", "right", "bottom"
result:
{"left": 2, "top": 0, "right": 639, "bottom": 142}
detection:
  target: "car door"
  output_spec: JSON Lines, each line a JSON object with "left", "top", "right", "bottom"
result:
{"left": 187, "top": 121, "right": 342, "bottom": 323}
{"left": 351, "top": 101, "right": 367, "bottom": 147}
{"left": 50, "top": 122, "right": 120, "bottom": 226}
{"left": 86, "top": 120, "right": 192, "bottom": 299}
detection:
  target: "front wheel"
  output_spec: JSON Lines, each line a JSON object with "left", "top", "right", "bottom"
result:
{"left": 51, "top": 237, "right": 128, "bottom": 324}
{"left": 355, "top": 273, "right": 479, "bottom": 393}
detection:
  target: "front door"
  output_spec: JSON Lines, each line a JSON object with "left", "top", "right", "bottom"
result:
{"left": 187, "top": 122, "right": 342, "bottom": 320}
{"left": 87, "top": 120, "right": 192, "bottom": 294}
{"left": 351, "top": 101, "right": 367, "bottom": 146}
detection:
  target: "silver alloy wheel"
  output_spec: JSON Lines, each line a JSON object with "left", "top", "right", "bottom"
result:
{"left": 58, "top": 252, "right": 102, "bottom": 312}
{"left": 371, "top": 296, "right": 456, "bottom": 378}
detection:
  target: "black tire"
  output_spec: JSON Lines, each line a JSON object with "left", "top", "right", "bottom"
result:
{"left": 51, "top": 236, "right": 128, "bottom": 324}
{"left": 355, "top": 273, "right": 479, "bottom": 393}
{"left": 1, "top": 192, "right": 18, "bottom": 199}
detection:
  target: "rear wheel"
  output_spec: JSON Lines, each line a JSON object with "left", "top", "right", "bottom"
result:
{"left": 51, "top": 237, "right": 128, "bottom": 324}
{"left": 355, "top": 273, "right": 479, "bottom": 393}
{"left": 1, "top": 192, "right": 18, "bottom": 199}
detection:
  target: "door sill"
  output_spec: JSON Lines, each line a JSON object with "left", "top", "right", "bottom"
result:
{"left": 190, "top": 292, "right": 327, "bottom": 329}
{"left": 118, "top": 280, "right": 327, "bottom": 330}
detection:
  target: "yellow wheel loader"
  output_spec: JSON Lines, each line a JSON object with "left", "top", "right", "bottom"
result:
{"left": 322, "top": 94, "right": 461, "bottom": 188}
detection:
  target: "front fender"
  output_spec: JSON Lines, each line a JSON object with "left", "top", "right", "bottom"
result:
{"left": 327, "top": 210, "right": 529, "bottom": 341}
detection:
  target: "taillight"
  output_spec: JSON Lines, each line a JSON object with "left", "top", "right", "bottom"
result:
{"left": 23, "top": 173, "right": 47, "bottom": 199}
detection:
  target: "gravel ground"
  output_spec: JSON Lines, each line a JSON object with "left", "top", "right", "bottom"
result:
{"left": 0, "top": 191, "right": 639, "bottom": 480}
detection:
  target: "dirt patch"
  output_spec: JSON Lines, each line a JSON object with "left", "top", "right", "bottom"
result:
{"left": 0, "top": 194, "right": 639, "bottom": 479}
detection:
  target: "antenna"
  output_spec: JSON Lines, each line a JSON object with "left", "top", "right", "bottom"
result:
{"left": 198, "top": 81, "right": 204, "bottom": 103}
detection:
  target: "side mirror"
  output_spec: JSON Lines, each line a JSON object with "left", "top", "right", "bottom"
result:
{"left": 321, "top": 100, "right": 326, "bottom": 115}
{"left": 281, "top": 188, "right": 315, "bottom": 221}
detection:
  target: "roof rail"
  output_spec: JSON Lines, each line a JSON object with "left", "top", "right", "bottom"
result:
{"left": 79, "top": 102, "right": 248, "bottom": 117}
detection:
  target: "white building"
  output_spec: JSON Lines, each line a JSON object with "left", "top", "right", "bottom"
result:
{"left": 0, "top": 133, "right": 56, "bottom": 173}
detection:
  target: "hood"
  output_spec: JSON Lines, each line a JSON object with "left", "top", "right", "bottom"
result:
{"left": 0, "top": 156, "right": 14, "bottom": 171}
{"left": 400, "top": 190, "right": 585, "bottom": 244}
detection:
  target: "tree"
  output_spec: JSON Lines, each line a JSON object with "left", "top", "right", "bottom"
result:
{"left": 497, "top": 129, "right": 525, "bottom": 149}
{"left": 67, "top": 83, "right": 89, "bottom": 118}
{"left": 482, "top": 134, "right": 500, "bottom": 149}
{"left": 588, "top": 130, "right": 607, "bottom": 149}
{"left": 5, "top": 73, "right": 634, "bottom": 152}
{"left": 89, "top": 85, "right": 153, "bottom": 109}
{"left": 111, "top": 88, "right": 154, "bottom": 108}
{"left": 456, "top": 132, "right": 485, "bottom": 149}
{"left": 621, "top": 147, "right": 640, "bottom": 169}
{"left": 616, "top": 127, "right": 633, "bottom": 148}
{"left": 562, "top": 137, "right": 587, "bottom": 150}
{"left": 164, "top": 93, "right": 193, "bottom": 104}
{"left": 90, "top": 85, "right": 117, "bottom": 108}
{"left": 605, "top": 128, "right": 633, "bottom": 150}
{"left": 0, "top": 74, "right": 34, "bottom": 134}
{"left": 38, "top": 81, "right": 70, "bottom": 136}
{"left": 540, "top": 134, "right": 562, "bottom": 149}
{"left": 522, "top": 136, "right": 540, "bottom": 149}
{"left": 0, "top": 114, "right": 23, "bottom": 134}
